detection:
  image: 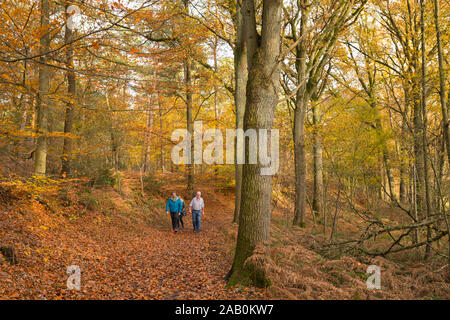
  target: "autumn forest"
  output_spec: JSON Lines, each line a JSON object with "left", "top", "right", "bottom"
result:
{"left": 0, "top": 0, "right": 449, "bottom": 300}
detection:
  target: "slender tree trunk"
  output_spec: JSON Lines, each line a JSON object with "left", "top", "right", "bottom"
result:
{"left": 330, "top": 183, "right": 341, "bottom": 241}
{"left": 292, "top": 6, "right": 309, "bottom": 227}
{"left": 435, "top": 130, "right": 444, "bottom": 211}
{"left": 233, "top": 2, "right": 247, "bottom": 223}
{"left": 61, "top": 3, "right": 76, "bottom": 178}
{"left": 420, "top": 0, "right": 432, "bottom": 259}
{"left": 19, "top": 59, "right": 28, "bottom": 134}
{"left": 183, "top": 0, "right": 194, "bottom": 191}
{"left": 412, "top": 164, "right": 419, "bottom": 244}
{"left": 399, "top": 125, "right": 408, "bottom": 203}
{"left": 143, "top": 95, "right": 154, "bottom": 173}
{"left": 143, "top": 67, "right": 156, "bottom": 173}
{"left": 433, "top": 0, "right": 450, "bottom": 165}
{"left": 105, "top": 91, "right": 119, "bottom": 171}
{"left": 213, "top": 35, "right": 219, "bottom": 177}
{"left": 293, "top": 101, "right": 307, "bottom": 227}
{"left": 158, "top": 91, "right": 165, "bottom": 172}
{"left": 399, "top": 84, "right": 412, "bottom": 203}
{"left": 375, "top": 116, "right": 395, "bottom": 201}
{"left": 413, "top": 82, "right": 425, "bottom": 221}
{"left": 19, "top": 104, "right": 28, "bottom": 132}
{"left": 312, "top": 104, "right": 324, "bottom": 219}
{"left": 228, "top": 0, "right": 282, "bottom": 288}
{"left": 185, "top": 57, "right": 194, "bottom": 191}
{"left": 34, "top": 0, "right": 50, "bottom": 176}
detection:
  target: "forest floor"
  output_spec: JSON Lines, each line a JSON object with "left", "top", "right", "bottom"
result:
{"left": 0, "top": 171, "right": 449, "bottom": 299}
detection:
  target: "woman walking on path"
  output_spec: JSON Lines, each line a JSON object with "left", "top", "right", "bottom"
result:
{"left": 166, "top": 191, "right": 182, "bottom": 233}
{"left": 177, "top": 197, "right": 186, "bottom": 230}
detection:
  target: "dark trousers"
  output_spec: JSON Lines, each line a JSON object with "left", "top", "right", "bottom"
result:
{"left": 170, "top": 212, "right": 179, "bottom": 231}
{"left": 177, "top": 214, "right": 184, "bottom": 229}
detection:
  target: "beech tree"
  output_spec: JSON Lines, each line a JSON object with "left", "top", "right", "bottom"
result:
{"left": 282, "top": 0, "right": 366, "bottom": 227}
{"left": 227, "top": 0, "right": 282, "bottom": 287}
{"left": 61, "top": 2, "right": 76, "bottom": 178}
{"left": 34, "top": 0, "right": 51, "bottom": 176}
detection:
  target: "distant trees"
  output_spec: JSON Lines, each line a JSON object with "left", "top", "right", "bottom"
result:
{"left": 281, "top": 0, "right": 366, "bottom": 227}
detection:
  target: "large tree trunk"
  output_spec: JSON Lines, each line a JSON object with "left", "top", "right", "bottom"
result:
{"left": 61, "top": 3, "right": 76, "bottom": 178}
{"left": 228, "top": 0, "right": 281, "bottom": 288}
{"left": 233, "top": 1, "right": 247, "bottom": 224}
{"left": 34, "top": 0, "right": 50, "bottom": 176}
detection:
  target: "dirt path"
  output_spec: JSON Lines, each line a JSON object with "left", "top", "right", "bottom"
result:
{"left": 0, "top": 173, "right": 264, "bottom": 299}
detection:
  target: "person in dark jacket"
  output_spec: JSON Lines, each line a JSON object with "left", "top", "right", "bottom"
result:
{"left": 166, "top": 191, "right": 182, "bottom": 233}
{"left": 177, "top": 197, "right": 186, "bottom": 230}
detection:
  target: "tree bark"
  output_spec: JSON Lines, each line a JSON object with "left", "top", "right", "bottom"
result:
{"left": 143, "top": 67, "right": 157, "bottom": 173}
{"left": 292, "top": 5, "right": 309, "bottom": 227}
{"left": 233, "top": 1, "right": 247, "bottom": 223}
{"left": 34, "top": 0, "right": 50, "bottom": 176}
{"left": 293, "top": 97, "right": 307, "bottom": 227}
{"left": 213, "top": 35, "right": 219, "bottom": 178}
{"left": 433, "top": 0, "right": 450, "bottom": 165}
{"left": 312, "top": 104, "right": 324, "bottom": 219}
{"left": 158, "top": 92, "right": 165, "bottom": 172}
{"left": 61, "top": 2, "right": 76, "bottom": 178}
{"left": 420, "top": 0, "right": 432, "bottom": 260}
{"left": 228, "top": 0, "right": 282, "bottom": 288}
{"left": 185, "top": 57, "right": 194, "bottom": 192}
{"left": 399, "top": 90, "right": 408, "bottom": 203}
{"left": 375, "top": 116, "right": 395, "bottom": 201}
{"left": 105, "top": 91, "right": 119, "bottom": 171}
{"left": 184, "top": 0, "right": 194, "bottom": 192}
{"left": 413, "top": 81, "right": 425, "bottom": 221}
{"left": 330, "top": 184, "right": 341, "bottom": 241}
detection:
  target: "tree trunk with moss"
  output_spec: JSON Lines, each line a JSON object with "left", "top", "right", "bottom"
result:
{"left": 227, "top": 0, "right": 281, "bottom": 288}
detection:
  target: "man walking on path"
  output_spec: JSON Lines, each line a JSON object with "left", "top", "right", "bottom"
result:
{"left": 166, "top": 191, "right": 182, "bottom": 233}
{"left": 189, "top": 191, "right": 204, "bottom": 232}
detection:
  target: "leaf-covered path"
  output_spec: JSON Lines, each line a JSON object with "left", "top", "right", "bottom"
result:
{"left": 0, "top": 173, "right": 264, "bottom": 299}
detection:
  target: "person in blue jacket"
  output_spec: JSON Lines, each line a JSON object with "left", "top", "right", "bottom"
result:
{"left": 166, "top": 191, "right": 182, "bottom": 233}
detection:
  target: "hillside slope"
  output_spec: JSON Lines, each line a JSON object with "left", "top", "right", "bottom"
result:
{"left": 0, "top": 172, "right": 448, "bottom": 299}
